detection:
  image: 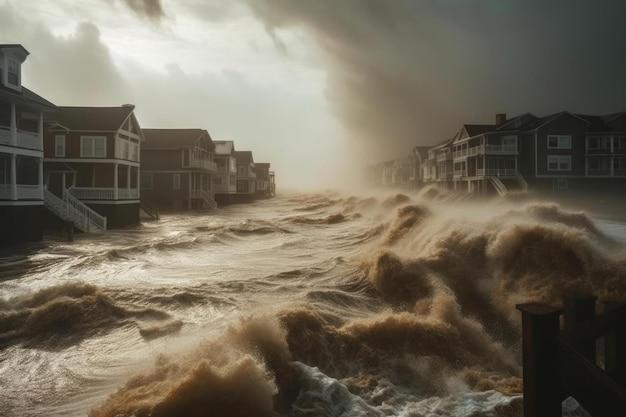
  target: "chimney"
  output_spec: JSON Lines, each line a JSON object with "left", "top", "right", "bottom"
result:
{"left": 495, "top": 113, "right": 507, "bottom": 126}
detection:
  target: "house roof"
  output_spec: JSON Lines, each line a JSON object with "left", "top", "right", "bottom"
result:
{"left": 255, "top": 163, "right": 270, "bottom": 178}
{"left": 142, "top": 128, "right": 212, "bottom": 150}
{"left": 0, "top": 44, "right": 29, "bottom": 57}
{"left": 214, "top": 140, "right": 235, "bottom": 155}
{"left": 463, "top": 124, "right": 495, "bottom": 137}
{"left": 576, "top": 112, "right": 626, "bottom": 132}
{"left": 51, "top": 105, "right": 135, "bottom": 131}
{"left": 0, "top": 85, "right": 57, "bottom": 110}
{"left": 234, "top": 151, "right": 254, "bottom": 165}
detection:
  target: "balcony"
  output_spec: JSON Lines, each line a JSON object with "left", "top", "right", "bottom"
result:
{"left": 0, "top": 126, "right": 10, "bottom": 145}
{"left": 437, "top": 153, "right": 449, "bottom": 162}
{"left": 118, "top": 188, "right": 139, "bottom": 199}
{"left": 0, "top": 127, "right": 42, "bottom": 151}
{"left": 70, "top": 187, "right": 115, "bottom": 200}
{"left": 189, "top": 159, "right": 217, "bottom": 171}
{"left": 453, "top": 149, "right": 468, "bottom": 160}
{"left": 453, "top": 170, "right": 465, "bottom": 179}
{"left": 0, "top": 184, "right": 42, "bottom": 200}
{"left": 18, "top": 130, "right": 42, "bottom": 151}
{"left": 470, "top": 144, "right": 517, "bottom": 155}
{"left": 476, "top": 168, "right": 517, "bottom": 177}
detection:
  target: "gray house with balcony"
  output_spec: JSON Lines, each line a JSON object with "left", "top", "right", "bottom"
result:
{"left": 428, "top": 112, "right": 626, "bottom": 197}
{"left": 0, "top": 44, "right": 57, "bottom": 246}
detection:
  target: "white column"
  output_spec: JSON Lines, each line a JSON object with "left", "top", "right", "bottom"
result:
{"left": 38, "top": 111, "right": 43, "bottom": 151}
{"left": 38, "top": 158, "right": 44, "bottom": 199}
{"left": 10, "top": 154, "right": 17, "bottom": 200}
{"left": 10, "top": 103, "right": 16, "bottom": 146}
{"left": 113, "top": 163, "right": 119, "bottom": 200}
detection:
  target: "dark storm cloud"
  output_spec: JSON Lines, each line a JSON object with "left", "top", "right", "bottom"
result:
{"left": 0, "top": 6, "right": 128, "bottom": 105}
{"left": 115, "top": 0, "right": 164, "bottom": 20}
{"left": 246, "top": 0, "right": 626, "bottom": 158}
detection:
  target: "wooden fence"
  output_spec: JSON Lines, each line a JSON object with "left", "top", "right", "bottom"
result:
{"left": 517, "top": 297, "right": 626, "bottom": 416}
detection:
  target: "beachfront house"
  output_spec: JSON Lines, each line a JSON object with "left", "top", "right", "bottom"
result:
{"left": 254, "top": 162, "right": 274, "bottom": 199}
{"left": 213, "top": 140, "right": 237, "bottom": 206}
{"left": 417, "top": 112, "right": 626, "bottom": 197}
{"left": 0, "top": 44, "right": 57, "bottom": 245}
{"left": 44, "top": 105, "right": 143, "bottom": 229}
{"left": 234, "top": 150, "right": 256, "bottom": 202}
{"left": 141, "top": 129, "right": 217, "bottom": 210}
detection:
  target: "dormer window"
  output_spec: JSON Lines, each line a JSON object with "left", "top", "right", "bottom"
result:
{"left": 7, "top": 59, "right": 19, "bottom": 86}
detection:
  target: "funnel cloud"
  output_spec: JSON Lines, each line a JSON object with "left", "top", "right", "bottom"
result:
{"left": 248, "top": 0, "right": 626, "bottom": 160}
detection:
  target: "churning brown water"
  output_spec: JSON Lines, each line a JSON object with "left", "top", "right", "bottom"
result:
{"left": 1, "top": 189, "right": 626, "bottom": 417}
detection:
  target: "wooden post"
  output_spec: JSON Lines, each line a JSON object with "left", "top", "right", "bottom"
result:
{"left": 604, "top": 302, "right": 626, "bottom": 382}
{"left": 564, "top": 296, "right": 597, "bottom": 362}
{"left": 517, "top": 303, "right": 563, "bottom": 417}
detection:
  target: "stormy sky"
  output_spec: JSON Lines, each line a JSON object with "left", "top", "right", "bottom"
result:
{"left": 2, "top": 0, "right": 626, "bottom": 187}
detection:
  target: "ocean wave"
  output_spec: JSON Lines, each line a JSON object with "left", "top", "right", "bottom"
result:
{"left": 0, "top": 283, "right": 177, "bottom": 347}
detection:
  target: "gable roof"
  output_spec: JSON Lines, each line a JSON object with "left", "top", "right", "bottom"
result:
{"left": 463, "top": 124, "right": 495, "bottom": 137}
{"left": 214, "top": 140, "right": 235, "bottom": 156}
{"left": 0, "top": 44, "right": 29, "bottom": 55}
{"left": 52, "top": 105, "right": 135, "bottom": 131}
{"left": 255, "top": 163, "right": 270, "bottom": 177}
{"left": 142, "top": 128, "right": 212, "bottom": 150}
{"left": 576, "top": 112, "right": 626, "bottom": 132}
{"left": 234, "top": 151, "right": 254, "bottom": 165}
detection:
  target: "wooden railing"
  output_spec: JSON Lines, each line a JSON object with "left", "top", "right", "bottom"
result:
{"left": 517, "top": 297, "right": 626, "bottom": 417}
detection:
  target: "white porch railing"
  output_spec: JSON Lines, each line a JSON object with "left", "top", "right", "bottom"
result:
{"left": 17, "top": 130, "right": 42, "bottom": 151}
{"left": 17, "top": 184, "right": 41, "bottom": 199}
{"left": 453, "top": 149, "right": 468, "bottom": 159}
{"left": 190, "top": 159, "right": 218, "bottom": 171}
{"left": 0, "top": 184, "right": 9, "bottom": 199}
{"left": 0, "top": 126, "right": 10, "bottom": 145}
{"left": 476, "top": 168, "right": 517, "bottom": 177}
{"left": 472, "top": 144, "right": 518, "bottom": 154}
{"left": 69, "top": 187, "right": 115, "bottom": 200}
{"left": 118, "top": 188, "right": 139, "bottom": 199}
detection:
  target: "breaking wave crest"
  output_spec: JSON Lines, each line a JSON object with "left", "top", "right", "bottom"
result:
{"left": 0, "top": 283, "right": 177, "bottom": 347}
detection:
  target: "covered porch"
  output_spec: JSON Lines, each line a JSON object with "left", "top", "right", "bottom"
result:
{"left": 45, "top": 162, "right": 140, "bottom": 201}
{"left": 0, "top": 151, "right": 43, "bottom": 201}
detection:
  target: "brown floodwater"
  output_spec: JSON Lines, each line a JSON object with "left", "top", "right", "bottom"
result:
{"left": 1, "top": 189, "right": 625, "bottom": 417}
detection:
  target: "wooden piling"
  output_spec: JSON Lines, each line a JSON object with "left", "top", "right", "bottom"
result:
{"left": 516, "top": 303, "right": 563, "bottom": 417}
{"left": 563, "top": 296, "right": 597, "bottom": 362}
{"left": 604, "top": 302, "right": 626, "bottom": 383}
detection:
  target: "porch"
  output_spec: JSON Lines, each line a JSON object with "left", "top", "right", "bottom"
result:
{"left": 0, "top": 152, "right": 43, "bottom": 200}
{"left": 45, "top": 162, "right": 140, "bottom": 201}
{"left": 0, "top": 101, "right": 43, "bottom": 151}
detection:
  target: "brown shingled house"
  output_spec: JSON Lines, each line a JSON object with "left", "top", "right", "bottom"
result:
{"left": 141, "top": 129, "right": 217, "bottom": 210}
{"left": 44, "top": 105, "right": 143, "bottom": 229}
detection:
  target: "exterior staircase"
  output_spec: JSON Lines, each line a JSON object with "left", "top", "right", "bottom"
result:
{"left": 489, "top": 176, "right": 508, "bottom": 197}
{"left": 192, "top": 190, "right": 217, "bottom": 210}
{"left": 44, "top": 188, "right": 107, "bottom": 233}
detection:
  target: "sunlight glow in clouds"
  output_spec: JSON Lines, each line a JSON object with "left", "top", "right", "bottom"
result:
{"left": 0, "top": 0, "right": 347, "bottom": 189}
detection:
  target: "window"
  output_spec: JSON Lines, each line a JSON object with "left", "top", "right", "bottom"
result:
{"left": 80, "top": 136, "right": 107, "bottom": 158}
{"left": 547, "top": 155, "right": 572, "bottom": 171}
{"left": 7, "top": 59, "right": 19, "bottom": 86}
{"left": 213, "top": 176, "right": 222, "bottom": 185}
{"left": 172, "top": 173, "right": 181, "bottom": 190}
{"left": 141, "top": 173, "right": 153, "bottom": 190}
{"left": 587, "top": 136, "right": 611, "bottom": 151}
{"left": 547, "top": 135, "right": 572, "bottom": 149}
{"left": 55, "top": 135, "right": 66, "bottom": 157}
{"left": 237, "top": 166, "right": 247, "bottom": 176}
